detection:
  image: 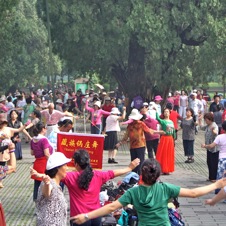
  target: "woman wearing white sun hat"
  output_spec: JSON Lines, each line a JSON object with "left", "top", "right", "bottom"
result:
{"left": 104, "top": 107, "right": 126, "bottom": 164}
{"left": 85, "top": 97, "right": 111, "bottom": 134}
{"left": 116, "top": 109, "right": 155, "bottom": 174}
{"left": 30, "top": 152, "right": 71, "bottom": 226}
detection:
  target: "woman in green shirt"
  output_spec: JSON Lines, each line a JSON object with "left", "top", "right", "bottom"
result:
{"left": 71, "top": 158, "right": 226, "bottom": 226}
{"left": 156, "top": 108, "right": 175, "bottom": 175}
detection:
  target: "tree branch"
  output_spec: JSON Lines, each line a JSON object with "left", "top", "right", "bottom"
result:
{"left": 179, "top": 25, "right": 207, "bottom": 46}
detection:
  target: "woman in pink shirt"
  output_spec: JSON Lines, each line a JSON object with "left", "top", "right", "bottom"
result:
{"left": 173, "top": 91, "right": 180, "bottom": 113}
{"left": 140, "top": 106, "right": 160, "bottom": 159}
{"left": 62, "top": 149, "right": 139, "bottom": 226}
{"left": 85, "top": 98, "right": 111, "bottom": 134}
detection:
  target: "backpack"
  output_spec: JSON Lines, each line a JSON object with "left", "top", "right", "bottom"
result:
{"left": 118, "top": 210, "right": 129, "bottom": 226}
{"left": 118, "top": 208, "right": 138, "bottom": 226}
{"left": 168, "top": 198, "right": 185, "bottom": 226}
{"left": 168, "top": 208, "right": 185, "bottom": 226}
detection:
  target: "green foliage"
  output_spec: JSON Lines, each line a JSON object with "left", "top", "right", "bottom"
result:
{"left": 1, "top": 0, "right": 225, "bottom": 96}
{"left": 0, "top": 0, "right": 62, "bottom": 92}
{"left": 45, "top": 0, "right": 225, "bottom": 97}
{"left": 0, "top": 0, "right": 19, "bottom": 19}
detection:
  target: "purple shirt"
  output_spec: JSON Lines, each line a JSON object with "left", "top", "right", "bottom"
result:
{"left": 144, "top": 115, "right": 160, "bottom": 141}
{"left": 30, "top": 137, "right": 53, "bottom": 158}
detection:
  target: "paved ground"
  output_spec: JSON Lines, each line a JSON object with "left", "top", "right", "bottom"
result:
{"left": 1, "top": 120, "right": 226, "bottom": 226}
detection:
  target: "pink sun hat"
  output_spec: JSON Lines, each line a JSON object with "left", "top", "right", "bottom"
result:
{"left": 154, "top": 95, "right": 163, "bottom": 101}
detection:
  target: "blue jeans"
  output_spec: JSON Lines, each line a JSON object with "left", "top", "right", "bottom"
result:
{"left": 91, "top": 124, "right": 101, "bottom": 134}
{"left": 14, "top": 142, "right": 22, "bottom": 159}
{"left": 215, "top": 158, "right": 226, "bottom": 194}
{"left": 33, "top": 180, "right": 41, "bottom": 201}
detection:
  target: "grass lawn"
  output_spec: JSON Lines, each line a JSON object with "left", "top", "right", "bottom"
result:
{"left": 208, "top": 82, "right": 223, "bottom": 88}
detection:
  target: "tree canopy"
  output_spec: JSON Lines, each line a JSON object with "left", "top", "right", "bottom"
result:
{"left": 43, "top": 0, "right": 225, "bottom": 99}
{"left": 0, "top": 0, "right": 225, "bottom": 97}
{"left": 0, "top": 0, "right": 61, "bottom": 92}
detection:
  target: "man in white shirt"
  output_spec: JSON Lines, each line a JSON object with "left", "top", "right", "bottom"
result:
{"left": 189, "top": 93, "right": 203, "bottom": 134}
{"left": 6, "top": 96, "right": 15, "bottom": 118}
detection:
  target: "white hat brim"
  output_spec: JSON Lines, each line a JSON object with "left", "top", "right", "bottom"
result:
{"left": 129, "top": 114, "right": 143, "bottom": 120}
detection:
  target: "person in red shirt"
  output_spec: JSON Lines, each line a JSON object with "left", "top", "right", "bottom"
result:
{"left": 221, "top": 108, "right": 226, "bottom": 134}
{"left": 196, "top": 90, "right": 202, "bottom": 100}
{"left": 173, "top": 91, "right": 180, "bottom": 113}
{"left": 101, "top": 96, "right": 114, "bottom": 132}
{"left": 166, "top": 92, "right": 174, "bottom": 108}
{"left": 166, "top": 103, "right": 182, "bottom": 140}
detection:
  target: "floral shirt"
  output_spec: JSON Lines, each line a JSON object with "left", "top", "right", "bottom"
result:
{"left": 181, "top": 118, "right": 195, "bottom": 140}
{"left": 0, "top": 165, "right": 8, "bottom": 180}
{"left": 201, "top": 122, "right": 219, "bottom": 153}
{"left": 122, "top": 120, "right": 151, "bottom": 149}
{"left": 36, "top": 179, "right": 67, "bottom": 226}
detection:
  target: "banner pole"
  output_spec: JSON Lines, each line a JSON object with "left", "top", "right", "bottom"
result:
{"left": 74, "top": 113, "right": 76, "bottom": 132}
{"left": 83, "top": 108, "right": 86, "bottom": 133}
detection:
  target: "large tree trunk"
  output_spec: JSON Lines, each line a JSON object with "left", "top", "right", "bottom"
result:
{"left": 127, "top": 35, "right": 146, "bottom": 99}
{"left": 112, "top": 35, "right": 146, "bottom": 107}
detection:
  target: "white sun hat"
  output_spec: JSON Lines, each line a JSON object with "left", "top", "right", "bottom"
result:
{"left": 105, "top": 97, "right": 111, "bottom": 101}
{"left": 56, "top": 99, "right": 63, "bottom": 104}
{"left": 94, "top": 100, "right": 101, "bottom": 108}
{"left": 111, "top": 107, "right": 121, "bottom": 115}
{"left": 0, "top": 96, "right": 6, "bottom": 102}
{"left": 190, "top": 93, "right": 197, "bottom": 97}
{"left": 149, "top": 102, "right": 157, "bottom": 110}
{"left": 129, "top": 109, "right": 143, "bottom": 120}
{"left": 46, "top": 152, "right": 71, "bottom": 170}
{"left": 149, "top": 101, "right": 155, "bottom": 106}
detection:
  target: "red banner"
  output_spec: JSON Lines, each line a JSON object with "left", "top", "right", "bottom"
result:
{"left": 57, "top": 132, "right": 104, "bottom": 169}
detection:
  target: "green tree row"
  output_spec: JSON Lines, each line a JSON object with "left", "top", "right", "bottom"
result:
{"left": 45, "top": 0, "right": 225, "bottom": 100}
{"left": 0, "top": 0, "right": 225, "bottom": 100}
{"left": 0, "top": 0, "right": 62, "bottom": 93}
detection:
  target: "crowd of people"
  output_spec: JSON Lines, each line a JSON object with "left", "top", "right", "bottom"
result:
{"left": 1, "top": 86, "right": 226, "bottom": 225}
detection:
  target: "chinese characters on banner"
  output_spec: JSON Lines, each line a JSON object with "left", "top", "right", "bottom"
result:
{"left": 57, "top": 132, "right": 105, "bottom": 169}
